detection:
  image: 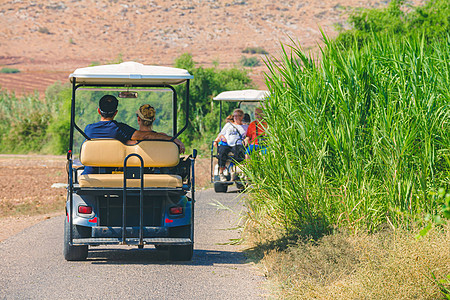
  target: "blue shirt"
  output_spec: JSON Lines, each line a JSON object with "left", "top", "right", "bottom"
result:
{"left": 82, "top": 120, "right": 136, "bottom": 174}
{"left": 84, "top": 120, "right": 136, "bottom": 143}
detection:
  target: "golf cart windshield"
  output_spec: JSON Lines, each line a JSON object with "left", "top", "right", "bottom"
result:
{"left": 71, "top": 87, "right": 175, "bottom": 156}
{"left": 68, "top": 62, "right": 193, "bottom": 157}
{"left": 213, "top": 89, "right": 269, "bottom": 128}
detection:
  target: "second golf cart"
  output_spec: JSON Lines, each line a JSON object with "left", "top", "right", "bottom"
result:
{"left": 211, "top": 89, "right": 269, "bottom": 193}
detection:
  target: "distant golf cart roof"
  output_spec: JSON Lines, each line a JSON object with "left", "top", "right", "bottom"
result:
{"left": 213, "top": 89, "right": 270, "bottom": 102}
{"left": 69, "top": 61, "right": 194, "bottom": 86}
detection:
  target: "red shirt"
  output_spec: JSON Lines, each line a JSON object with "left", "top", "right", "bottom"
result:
{"left": 246, "top": 120, "right": 267, "bottom": 145}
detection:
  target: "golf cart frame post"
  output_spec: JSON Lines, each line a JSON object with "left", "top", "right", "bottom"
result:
{"left": 65, "top": 62, "right": 195, "bottom": 260}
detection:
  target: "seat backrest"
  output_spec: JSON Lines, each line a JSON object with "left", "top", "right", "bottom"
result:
{"left": 80, "top": 139, "right": 179, "bottom": 168}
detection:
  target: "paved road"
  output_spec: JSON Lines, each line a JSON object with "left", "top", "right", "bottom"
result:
{"left": 0, "top": 188, "right": 265, "bottom": 299}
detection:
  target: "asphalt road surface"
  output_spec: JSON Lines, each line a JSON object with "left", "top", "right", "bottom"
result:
{"left": 0, "top": 188, "right": 265, "bottom": 299}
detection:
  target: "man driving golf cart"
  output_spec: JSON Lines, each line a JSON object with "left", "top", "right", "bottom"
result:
{"left": 82, "top": 95, "right": 185, "bottom": 175}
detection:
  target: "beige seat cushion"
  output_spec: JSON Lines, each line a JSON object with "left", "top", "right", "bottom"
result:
{"left": 79, "top": 174, "right": 182, "bottom": 188}
{"left": 80, "top": 139, "right": 179, "bottom": 168}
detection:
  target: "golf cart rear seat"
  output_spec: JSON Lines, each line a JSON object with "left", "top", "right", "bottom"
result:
{"left": 78, "top": 139, "right": 182, "bottom": 188}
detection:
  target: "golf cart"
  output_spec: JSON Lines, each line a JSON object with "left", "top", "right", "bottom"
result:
{"left": 64, "top": 62, "right": 196, "bottom": 261}
{"left": 211, "top": 89, "right": 269, "bottom": 193}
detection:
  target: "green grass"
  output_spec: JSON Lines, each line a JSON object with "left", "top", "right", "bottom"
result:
{"left": 244, "top": 32, "right": 450, "bottom": 236}
{"left": 0, "top": 67, "right": 20, "bottom": 74}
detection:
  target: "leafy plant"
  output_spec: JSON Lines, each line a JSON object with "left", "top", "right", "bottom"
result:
{"left": 0, "top": 68, "right": 20, "bottom": 74}
{"left": 244, "top": 32, "right": 450, "bottom": 237}
{"left": 240, "top": 56, "right": 260, "bottom": 67}
{"left": 242, "top": 46, "right": 269, "bottom": 55}
{"left": 174, "top": 53, "right": 255, "bottom": 150}
{"left": 336, "top": 0, "right": 449, "bottom": 48}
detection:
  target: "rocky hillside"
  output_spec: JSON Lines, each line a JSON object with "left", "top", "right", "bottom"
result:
{"left": 0, "top": 0, "right": 423, "bottom": 95}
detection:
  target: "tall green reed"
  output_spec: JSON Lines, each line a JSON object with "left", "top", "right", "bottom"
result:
{"left": 0, "top": 82, "right": 69, "bottom": 154}
{"left": 245, "top": 33, "right": 450, "bottom": 236}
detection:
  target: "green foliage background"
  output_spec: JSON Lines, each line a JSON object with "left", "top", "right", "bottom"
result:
{"left": 0, "top": 54, "right": 254, "bottom": 156}
{"left": 0, "top": 82, "right": 70, "bottom": 154}
{"left": 336, "top": 0, "right": 449, "bottom": 47}
{"left": 174, "top": 53, "right": 255, "bottom": 150}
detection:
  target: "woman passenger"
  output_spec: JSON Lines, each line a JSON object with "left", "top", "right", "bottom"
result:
{"left": 213, "top": 108, "right": 247, "bottom": 181}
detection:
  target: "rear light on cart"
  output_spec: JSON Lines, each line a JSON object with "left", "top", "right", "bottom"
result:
{"left": 169, "top": 206, "right": 183, "bottom": 215}
{"left": 78, "top": 205, "right": 93, "bottom": 214}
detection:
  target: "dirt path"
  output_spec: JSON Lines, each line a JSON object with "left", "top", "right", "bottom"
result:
{"left": 0, "top": 187, "right": 266, "bottom": 299}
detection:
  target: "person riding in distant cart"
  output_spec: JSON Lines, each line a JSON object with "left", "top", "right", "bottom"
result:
{"left": 213, "top": 108, "right": 247, "bottom": 182}
{"left": 244, "top": 107, "right": 267, "bottom": 158}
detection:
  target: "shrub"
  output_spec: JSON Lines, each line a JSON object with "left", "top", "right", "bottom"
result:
{"left": 0, "top": 68, "right": 20, "bottom": 74}
{"left": 0, "top": 82, "right": 71, "bottom": 154}
{"left": 240, "top": 56, "right": 260, "bottom": 67}
{"left": 44, "top": 82, "right": 71, "bottom": 154}
{"left": 242, "top": 46, "right": 269, "bottom": 55}
{"left": 336, "top": 0, "right": 450, "bottom": 48}
{"left": 0, "top": 91, "right": 50, "bottom": 153}
{"left": 38, "top": 27, "right": 51, "bottom": 34}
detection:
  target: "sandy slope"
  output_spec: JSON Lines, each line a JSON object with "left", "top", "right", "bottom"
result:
{"left": 0, "top": 0, "right": 423, "bottom": 96}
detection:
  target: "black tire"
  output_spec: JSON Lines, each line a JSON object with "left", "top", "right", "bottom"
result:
{"left": 63, "top": 217, "right": 89, "bottom": 261}
{"left": 214, "top": 182, "right": 228, "bottom": 193}
{"left": 169, "top": 224, "right": 191, "bottom": 237}
{"left": 236, "top": 181, "right": 246, "bottom": 191}
{"left": 155, "top": 245, "right": 169, "bottom": 251}
{"left": 168, "top": 244, "right": 193, "bottom": 261}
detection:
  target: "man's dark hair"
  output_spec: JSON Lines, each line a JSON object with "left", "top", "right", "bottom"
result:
{"left": 99, "top": 95, "right": 118, "bottom": 118}
{"left": 243, "top": 113, "right": 251, "bottom": 123}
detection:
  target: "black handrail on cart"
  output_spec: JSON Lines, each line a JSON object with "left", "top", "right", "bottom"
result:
{"left": 122, "top": 154, "right": 145, "bottom": 246}
{"left": 210, "top": 141, "right": 215, "bottom": 183}
{"left": 191, "top": 149, "right": 197, "bottom": 243}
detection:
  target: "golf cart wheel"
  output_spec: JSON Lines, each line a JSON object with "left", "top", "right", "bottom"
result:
{"left": 168, "top": 244, "right": 193, "bottom": 261}
{"left": 63, "top": 217, "right": 88, "bottom": 261}
{"left": 236, "top": 181, "right": 246, "bottom": 191}
{"left": 155, "top": 245, "right": 169, "bottom": 251}
{"left": 214, "top": 182, "right": 228, "bottom": 193}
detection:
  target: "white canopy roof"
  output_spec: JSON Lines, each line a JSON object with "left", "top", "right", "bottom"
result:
{"left": 69, "top": 61, "right": 193, "bottom": 85}
{"left": 213, "top": 89, "right": 269, "bottom": 102}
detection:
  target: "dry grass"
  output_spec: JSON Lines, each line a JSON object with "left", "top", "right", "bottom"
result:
{"left": 0, "top": 156, "right": 67, "bottom": 217}
{"left": 248, "top": 225, "right": 450, "bottom": 299}
{"left": 0, "top": 195, "right": 65, "bottom": 218}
